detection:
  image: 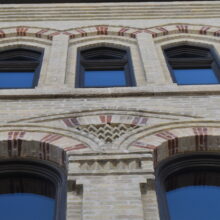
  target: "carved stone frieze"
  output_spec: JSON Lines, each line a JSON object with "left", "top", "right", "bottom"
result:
{"left": 68, "top": 153, "right": 153, "bottom": 175}
{"left": 75, "top": 123, "right": 139, "bottom": 143}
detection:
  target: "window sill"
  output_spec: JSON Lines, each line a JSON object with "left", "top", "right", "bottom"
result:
{"left": 0, "top": 84, "right": 220, "bottom": 99}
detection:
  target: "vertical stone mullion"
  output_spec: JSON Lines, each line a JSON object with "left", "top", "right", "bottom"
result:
{"left": 45, "top": 34, "right": 69, "bottom": 87}
{"left": 136, "top": 32, "right": 166, "bottom": 84}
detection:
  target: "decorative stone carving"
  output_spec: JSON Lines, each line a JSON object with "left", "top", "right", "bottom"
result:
{"left": 78, "top": 159, "right": 141, "bottom": 171}
{"left": 75, "top": 123, "right": 139, "bottom": 143}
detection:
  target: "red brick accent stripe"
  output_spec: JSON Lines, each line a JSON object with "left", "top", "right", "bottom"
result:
{"left": 132, "top": 117, "right": 141, "bottom": 125}
{"left": 214, "top": 30, "right": 220, "bottom": 37}
{"left": 75, "top": 29, "right": 87, "bottom": 37}
{"left": 176, "top": 25, "right": 188, "bottom": 33}
{"left": 156, "top": 131, "right": 178, "bottom": 156}
{"left": 99, "top": 115, "right": 112, "bottom": 123}
{"left": 2, "top": 24, "right": 220, "bottom": 41}
{"left": 40, "top": 134, "right": 62, "bottom": 143}
{"left": 7, "top": 131, "right": 25, "bottom": 157}
{"left": 39, "top": 142, "right": 50, "bottom": 160}
{"left": 200, "top": 26, "right": 211, "bottom": 35}
{"left": 118, "top": 28, "right": 129, "bottom": 36}
{"left": 47, "top": 32, "right": 60, "bottom": 40}
{"left": 131, "top": 117, "right": 148, "bottom": 125}
{"left": 193, "top": 127, "right": 208, "bottom": 151}
{"left": 63, "top": 118, "right": 80, "bottom": 127}
{"left": 39, "top": 134, "right": 63, "bottom": 161}
{"left": 100, "top": 115, "right": 105, "bottom": 123}
{"left": 140, "top": 118, "right": 148, "bottom": 125}
{"left": 64, "top": 144, "right": 88, "bottom": 151}
{"left": 156, "top": 131, "right": 177, "bottom": 140}
{"left": 144, "top": 29, "right": 157, "bottom": 38}
{"left": 96, "top": 26, "right": 108, "bottom": 35}
{"left": 106, "top": 115, "right": 112, "bottom": 123}
{"left": 133, "top": 141, "right": 156, "bottom": 149}
{"left": 16, "top": 27, "right": 28, "bottom": 36}
{"left": 0, "top": 30, "right": 5, "bottom": 38}
{"left": 8, "top": 131, "right": 25, "bottom": 140}
{"left": 156, "top": 27, "right": 168, "bottom": 35}
{"left": 63, "top": 31, "right": 75, "bottom": 39}
{"left": 130, "top": 30, "right": 142, "bottom": 38}
{"left": 35, "top": 29, "right": 49, "bottom": 38}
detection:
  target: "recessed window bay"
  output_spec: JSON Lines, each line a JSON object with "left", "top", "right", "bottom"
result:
{"left": 165, "top": 169, "right": 220, "bottom": 220}
{"left": 0, "top": 174, "right": 56, "bottom": 220}
{"left": 164, "top": 45, "right": 220, "bottom": 85}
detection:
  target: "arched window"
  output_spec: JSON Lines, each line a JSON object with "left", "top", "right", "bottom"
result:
{"left": 0, "top": 48, "right": 43, "bottom": 89}
{"left": 164, "top": 45, "right": 220, "bottom": 85}
{"left": 0, "top": 160, "right": 66, "bottom": 220}
{"left": 76, "top": 46, "right": 135, "bottom": 88}
{"left": 156, "top": 154, "right": 220, "bottom": 220}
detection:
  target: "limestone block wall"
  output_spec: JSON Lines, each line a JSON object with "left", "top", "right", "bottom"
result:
{"left": 0, "top": 1, "right": 219, "bottom": 220}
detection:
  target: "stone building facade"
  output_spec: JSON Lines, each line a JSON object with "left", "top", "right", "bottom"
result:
{"left": 0, "top": 1, "right": 220, "bottom": 220}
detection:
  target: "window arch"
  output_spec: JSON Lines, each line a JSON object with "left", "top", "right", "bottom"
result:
{"left": 76, "top": 46, "right": 135, "bottom": 88}
{"left": 0, "top": 159, "right": 66, "bottom": 220}
{"left": 0, "top": 48, "right": 43, "bottom": 89}
{"left": 164, "top": 44, "right": 220, "bottom": 85}
{"left": 156, "top": 154, "right": 220, "bottom": 220}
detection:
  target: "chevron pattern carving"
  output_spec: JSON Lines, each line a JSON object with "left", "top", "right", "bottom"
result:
{"left": 76, "top": 123, "right": 139, "bottom": 143}
{"left": 78, "top": 159, "right": 141, "bottom": 171}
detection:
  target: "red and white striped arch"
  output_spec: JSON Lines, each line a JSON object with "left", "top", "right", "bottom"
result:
{"left": 0, "top": 24, "right": 220, "bottom": 41}
{"left": 129, "top": 127, "right": 220, "bottom": 166}
{"left": 0, "top": 130, "right": 91, "bottom": 168}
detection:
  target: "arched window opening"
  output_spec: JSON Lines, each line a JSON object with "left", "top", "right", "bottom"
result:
{"left": 156, "top": 154, "right": 220, "bottom": 220}
{"left": 0, "top": 160, "right": 66, "bottom": 220}
{"left": 76, "top": 46, "right": 135, "bottom": 88}
{"left": 164, "top": 45, "right": 220, "bottom": 85}
{"left": 0, "top": 48, "right": 43, "bottom": 89}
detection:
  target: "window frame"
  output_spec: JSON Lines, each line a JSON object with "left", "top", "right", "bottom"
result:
{"left": 0, "top": 48, "right": 43, "bottom": 89}
{"left": 0, "top": 159, "right": 67, "bottom": 220}
{"left": 163, "top": 45, "right": 220, "bottom": 85}
{"left": 156, "top": 153, "right": 220, "bottom": 220}
{"left": 75, "top": 46, "right": 136, "bottom": 88}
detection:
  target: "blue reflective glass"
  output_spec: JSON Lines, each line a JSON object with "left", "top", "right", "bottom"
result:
{"left": 0, "top": 193, "right": 55, "bottom": 220}
{"left": 84, "top": 70, "right": 126, "bottom": 87}
{"left": 173, "top": 69, "right": 219, "bottom": 85}
{"left": 0, "top": 72, "right": 35, "bottom": 89}
{"left": 167, "top": 185, "right": 220, "bottom": 220}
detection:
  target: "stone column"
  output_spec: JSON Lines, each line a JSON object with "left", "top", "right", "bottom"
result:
{"left": 44, "top": 34, "right": 69, "bottom": 87}
{"left": 136, "top": 32, "right": 166, "bottom": 84}
{"left": 81, "top": 175, "right": 145, "bottom": 220}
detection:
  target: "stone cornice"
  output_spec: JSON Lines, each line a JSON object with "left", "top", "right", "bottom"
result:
{"left": 0, "top": 1, "right": 219, "bottom": 21}
{"left": 0, "top": 85, "right": 219, "bottom": 99}
{"left": 0, "top": 0, "right": 218, "bottom": 3}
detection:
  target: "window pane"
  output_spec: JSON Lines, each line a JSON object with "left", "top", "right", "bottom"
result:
{"left": 84, "top": 70, "right": 126, "bottom": 87}
{"left": 173, "top": 69, "right": 219, "bottom": 85}
{"left": 0, "top": 193, "right": 55, "bottom": 220}
{"left": 167, "top": 185, "right": 220, "bottom": 220}
{"left": 0, "top": 72, "right": 35, "bottom": 88}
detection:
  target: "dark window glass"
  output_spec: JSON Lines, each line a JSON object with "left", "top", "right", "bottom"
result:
{"left": 173, "top": 69, "right": 219, "bottom": 85}
{"left": 0, "top": 49, "right": 42, "bottom": 89}
{"left": 0, "top": 161, "right": 67, "bottom": 220}
{"left": 167, "top": 186, "right": 220, "bottom": 220}
{"left": 0, "top": 194, "right": 54, "bottom": 220}
{"left": 164, "top": 45, "right": 220, "bottom": 85}
{"left": 0, "top": 72, "right": 35, "bottom": 88}
{"left": 76, "top": 46, "right": 135, "bottom": 88}
{"left": 0, "top": 174, "right": 55, "bottom": 220}
{"left": 84, "top": 70, "right": 126, "bottom": 87}
{"left": 165, "top": 169, "right": 220, "bottom": 220}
